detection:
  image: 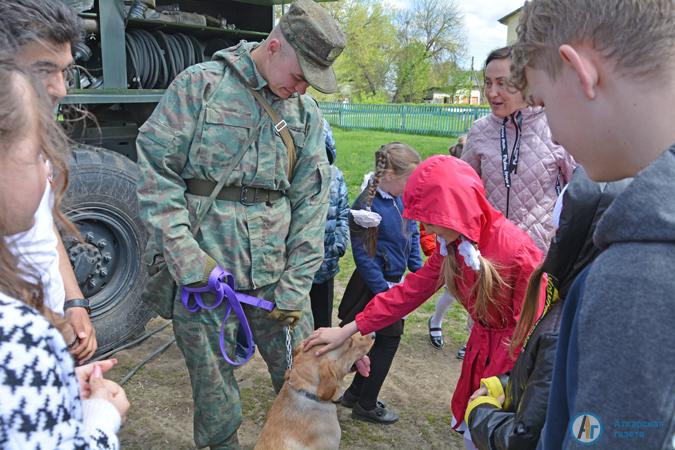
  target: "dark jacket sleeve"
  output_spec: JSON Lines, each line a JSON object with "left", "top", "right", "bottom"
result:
{"left": 334, "top": 168, "right": 350, "bottom": 257}
{"left": 469, "top": 333, "right": 558, "bottom": 450}
{"left": 351, "top": 223, "right": 389, "bottom": 294}
{"left": 407, "top": 220, "right": 423, "bottom": 272}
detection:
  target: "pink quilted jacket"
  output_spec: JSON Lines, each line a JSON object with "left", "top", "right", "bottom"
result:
{"left": 461, "top": 106, "right": 576, "bottom": 252}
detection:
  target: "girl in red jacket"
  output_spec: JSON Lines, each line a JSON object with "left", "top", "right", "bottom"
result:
{"left": 304, "top": 155, "right": 545, "bottom": 449}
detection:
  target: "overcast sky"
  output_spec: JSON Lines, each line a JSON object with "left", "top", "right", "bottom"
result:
{"left": 388, "top": 0, "right": 524, "bottom": 69}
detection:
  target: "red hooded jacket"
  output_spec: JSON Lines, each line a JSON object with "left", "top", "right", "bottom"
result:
{"left": 354, "top": 155, "right": 545, "bottom": 427}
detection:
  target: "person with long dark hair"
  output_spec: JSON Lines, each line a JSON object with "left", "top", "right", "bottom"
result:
{"left": 465, "top": 168, "right": 630, "bottom": 449}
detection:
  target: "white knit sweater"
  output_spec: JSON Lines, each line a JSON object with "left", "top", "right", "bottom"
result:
{"left": 0, "top": 293, "right": 120, "bottom": 449}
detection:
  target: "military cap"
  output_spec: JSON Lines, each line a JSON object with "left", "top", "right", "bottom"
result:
{"left": 279, "top": 0, "right": 346, "bottom": 94}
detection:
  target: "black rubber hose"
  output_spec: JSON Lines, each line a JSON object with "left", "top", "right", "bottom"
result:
{"left": 140, "top": 30, "right": 169, "bottom": 88}
{"left": 188, "top": 35, "right": 205, "bottom": 63}
{"left": 135, "top": 29, "right": 163, "bottom": 88}
{"left": 127, "top": 31, "right": 150, "bottom": 87}
{"left": 152, "top": 31, "right": 178, "bottom": 81}
{"left": 125, "top": 33, "right": 142, "bottom": 88}
{"left": 132, "top": 30, "right": 155, "bottom": 88}
{"left": 119, "top": 338, "right": 176, "bottom": 386}
{"left": 166, "top": 34, "right": 184, "bottom": 74}
{"left": 177, "top": 33, "right": 195, "bottom": 68}
{"left": 90, "top": 320, "right": 172, "bottom": 362}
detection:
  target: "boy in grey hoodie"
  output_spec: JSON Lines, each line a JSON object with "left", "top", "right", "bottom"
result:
{"left": 511, "top": 1, "right": 675, "bottom": 449}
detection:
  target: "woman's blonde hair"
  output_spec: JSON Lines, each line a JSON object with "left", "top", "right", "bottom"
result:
{"left": 440, "top": 240, "right": 509, "bottom": 325}
{"left": 360, "top": 142, "right": 420, "bottom": 256}
{"left": 0, "top": 59, "right": 77, "bottom": 343}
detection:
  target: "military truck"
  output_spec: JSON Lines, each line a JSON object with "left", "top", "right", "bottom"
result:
{"left": 61, "top": 0, "right": 308, "bottom": 355}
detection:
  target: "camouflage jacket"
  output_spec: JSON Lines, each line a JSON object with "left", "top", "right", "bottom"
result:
{"left": 136, "top": 41, "right": 330, "bottom": 310}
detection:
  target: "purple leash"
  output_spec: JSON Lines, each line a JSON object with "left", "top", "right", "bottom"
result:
{"left": 180, "top": 266, "right": 274, "bottom": 366}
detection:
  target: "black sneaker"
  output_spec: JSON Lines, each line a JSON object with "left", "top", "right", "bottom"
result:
{"left": 352, "top": 402, "right": 399, "bottom": 424}
{"left": 457, "top": 344, "right": 466, "bottom": 360}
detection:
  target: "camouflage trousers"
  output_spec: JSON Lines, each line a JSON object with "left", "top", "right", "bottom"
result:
{"left": 172, "top": 282, "right": 313, "bottom": 449}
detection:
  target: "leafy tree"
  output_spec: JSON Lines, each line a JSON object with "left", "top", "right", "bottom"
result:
{"left": 393, "top": 41, "right": 432, "bottom": 102}
{"left": 312, "top": 0, "right": 396, "bottom": 101}
{"left": 391, "top": 0, "right": 465, "bottom": 102}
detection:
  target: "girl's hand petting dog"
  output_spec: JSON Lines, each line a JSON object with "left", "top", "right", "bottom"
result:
{"left": 303, "top": 321, "right": 359, "bottom": 355}
{"left": 303, "top": 322, "right": 371, "bottom": 377}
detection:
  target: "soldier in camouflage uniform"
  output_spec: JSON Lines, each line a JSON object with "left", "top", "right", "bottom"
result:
{"left": 135, "top": 1, "right": 345, "bottom": 448}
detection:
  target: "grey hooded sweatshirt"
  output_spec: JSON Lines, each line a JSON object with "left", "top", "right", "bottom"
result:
{"left": 540, "top": 145, "right": 675, "bottom": 449}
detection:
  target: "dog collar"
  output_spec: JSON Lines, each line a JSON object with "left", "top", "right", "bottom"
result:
{"left": 288, "top": 382, "right": 332, "bottom": 404}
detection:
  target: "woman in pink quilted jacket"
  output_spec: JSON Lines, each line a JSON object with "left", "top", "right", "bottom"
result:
{"left": 461, "top": 46, "right": 576, "bottom": 252}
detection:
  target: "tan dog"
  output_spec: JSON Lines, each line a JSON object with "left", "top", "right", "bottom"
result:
{"left": 255, "top": 333, "right": 375, "bottom": 450}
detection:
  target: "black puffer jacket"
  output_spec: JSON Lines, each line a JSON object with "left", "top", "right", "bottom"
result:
{"left": 467, "top": 167, "right": 631, "bottom": 450}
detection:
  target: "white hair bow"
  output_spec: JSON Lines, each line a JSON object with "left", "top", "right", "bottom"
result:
{"left": 351, "top": 209, "right": 382, "bottom": 228}
{"left": 458, "top": 237, "right": 481, "bottom": 271}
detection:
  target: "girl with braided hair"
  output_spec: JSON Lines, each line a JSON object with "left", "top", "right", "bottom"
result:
{"left": 336, "top": 142, "right": 422, "bottom": 424}
{"left": 306, "top": 155, "right": 545, "bottom": 448}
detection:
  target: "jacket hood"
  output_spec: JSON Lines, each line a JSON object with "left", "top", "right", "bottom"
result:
{"left": 402, "top": 155, "right": 502, "bottom": 244}
{"left": 595, "top": 145, "right": 675, "bottom": 248}
{"left": 543, "top": 167, "right": 630, "bottom": 298}
{"left": 213, "top": 41, "right": 267, "bottom": 90}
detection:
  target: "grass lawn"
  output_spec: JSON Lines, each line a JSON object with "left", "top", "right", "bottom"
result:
{"left": 333, "top": 127, "right": 460, "bottom": 200}
{"left": 330, "top": 127, "right": 470, "bottom": 347}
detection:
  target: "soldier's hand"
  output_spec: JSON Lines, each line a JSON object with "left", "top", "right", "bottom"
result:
{"left": 268, "top": 308, "right": 302, "bottom": 327}
{"left": 66, "top": 307, "right": 97, "bottom": 364}
{"left": 188, "top": 254, "right": 218, "bottom": 288}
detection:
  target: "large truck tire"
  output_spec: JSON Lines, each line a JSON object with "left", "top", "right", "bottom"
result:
{"left": 63, "top": 145, "right": 153, "bottom": 355}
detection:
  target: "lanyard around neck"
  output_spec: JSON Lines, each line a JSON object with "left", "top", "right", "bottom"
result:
{"left": 500, "top": 111, "right": 523, "bottom": 189}
{"left": 500, "top": 111, "right": 523, "bottom": 217}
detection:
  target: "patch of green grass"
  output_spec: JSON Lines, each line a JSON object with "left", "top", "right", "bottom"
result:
{"left": 333, "top": 127, "right": 458, "bottom": 200}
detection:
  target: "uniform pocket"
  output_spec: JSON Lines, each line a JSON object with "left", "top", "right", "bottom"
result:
{"left": 138, "top": 119, "right": 178, "bottom": 147}
{"left": 195, "top": 108, "right": 255, "bottom": 174}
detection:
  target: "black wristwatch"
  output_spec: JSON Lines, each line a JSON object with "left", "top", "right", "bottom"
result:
{"left": 64, "top": 298, "right": 91, "bottom": 315}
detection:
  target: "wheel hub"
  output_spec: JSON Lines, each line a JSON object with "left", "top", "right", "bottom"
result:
{"left": 66, "top": 225, "right": 118, "bottom": 298}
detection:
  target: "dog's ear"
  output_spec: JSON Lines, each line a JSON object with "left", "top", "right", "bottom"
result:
{"left": 316, "top": 359, "right": 340, "bottom": 401}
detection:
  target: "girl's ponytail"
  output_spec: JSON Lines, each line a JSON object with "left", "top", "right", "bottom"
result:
{"left": 472, "top": 253, "right": 508, "bottom": 324}
{"left": 509, "top": 265, "right": 546, "bottom": 357}
{"left": 363, "top": 149, "right": 389, "bottom": 256}
{"left": 440, "top": 238, "right": 509, "bottom": 325}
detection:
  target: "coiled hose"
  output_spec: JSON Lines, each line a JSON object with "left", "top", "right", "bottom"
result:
{"left": 125, "top": 30, "right": 212, "bottom": 88}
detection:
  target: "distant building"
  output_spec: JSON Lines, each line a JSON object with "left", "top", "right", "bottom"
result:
{"left": 424, "top": 88, "right": 453, "bottom": 104}
{"left": 424, "top": 86, "right": 482, "bottom": 105}
{"left": 498, "top": 6, "right": 523, "bottom": 45}
{"left": 454, "top": 88, "right": 482, "bottom": 105}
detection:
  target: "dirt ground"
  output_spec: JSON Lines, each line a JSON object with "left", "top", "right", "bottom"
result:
{"left": 108, "top": 299, "right": 468, "bottom": 450}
